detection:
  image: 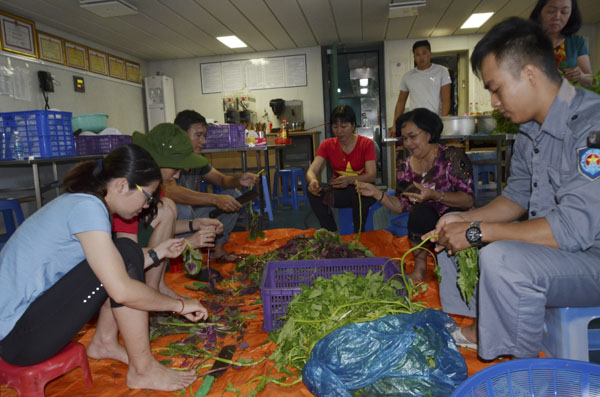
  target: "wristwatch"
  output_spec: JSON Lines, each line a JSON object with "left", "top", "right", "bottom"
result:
{"left": 465, "top": 221, "right": 483, "bottom": 246}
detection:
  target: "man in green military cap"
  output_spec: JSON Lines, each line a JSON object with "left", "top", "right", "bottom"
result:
{"left": 112, "top": 123, "right": 223, "bottom": 297}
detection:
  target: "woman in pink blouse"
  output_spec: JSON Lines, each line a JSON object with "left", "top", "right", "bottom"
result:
{"left": 358, "top": 108, "right": 474, "bottom": 282}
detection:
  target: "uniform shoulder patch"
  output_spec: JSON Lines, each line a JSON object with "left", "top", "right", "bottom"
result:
{"left": 578, "top": 146, "right": 600, "bottom": 181}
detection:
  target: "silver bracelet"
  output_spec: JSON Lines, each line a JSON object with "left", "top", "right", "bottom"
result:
{"left": 437, "top": 191, "right": 445, "bottom": 202}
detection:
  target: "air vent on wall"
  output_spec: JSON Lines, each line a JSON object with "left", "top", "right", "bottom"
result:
{"left": 79, "top": 0, "right": 138, "bottom": 17}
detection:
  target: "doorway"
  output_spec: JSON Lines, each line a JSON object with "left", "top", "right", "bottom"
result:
{"left": 431, "top": 50, "right": 469, "bottom": 116}
{"left": 321, "top": 43, "right": 388, "bottom": 187}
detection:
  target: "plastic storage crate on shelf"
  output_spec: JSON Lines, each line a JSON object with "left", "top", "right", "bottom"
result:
{"left": 0, "top": 110, "right": 74, "bottom": 160}
{"left": 74, "top": 135, "right": 132, "bottom": 155}
{"left": 451, "top": 358, "right": 600, "bottom": 397}
{"left": 259, "top": 257, "right": 398, "bottom": 332}
{"left": 204, "top": 124, "right": 246, "bottom": 149}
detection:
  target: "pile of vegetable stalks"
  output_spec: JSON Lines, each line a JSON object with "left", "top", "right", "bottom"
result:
{"left": 236, "top": 228, "right": 375, "bottom": 287}
{"left": 268, "top": 237, "right": 433, "bottom": 376}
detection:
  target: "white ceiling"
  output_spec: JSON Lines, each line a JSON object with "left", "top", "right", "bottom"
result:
{"left": 1, "top": 0, "right": 599, "bottom": 61}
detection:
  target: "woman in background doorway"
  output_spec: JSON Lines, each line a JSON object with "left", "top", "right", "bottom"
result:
{"left": 530, "top": 0, "right": 594, "bottom": 87}
{"left": 306, "top": 104, "right": 377, "bottom": 233}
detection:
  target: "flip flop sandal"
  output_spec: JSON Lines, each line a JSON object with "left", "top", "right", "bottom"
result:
{"left": 451, "top": 328, "right": 478, "bottom": 350}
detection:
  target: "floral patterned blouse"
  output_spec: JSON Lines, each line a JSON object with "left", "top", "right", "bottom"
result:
{"left": 396, "top": 144, "right": 474, "bottom": 216}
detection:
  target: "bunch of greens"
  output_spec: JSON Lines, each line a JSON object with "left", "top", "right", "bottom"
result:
{"left": 236, "top": 228, "right": 375, "bottom": 286}
{"left": 491, "top": 109, "right": 520, "bottom": 135}
{"left": 269, "top": 270, "right": 424, "bottom": 373}
{"left": 182, "top": 240, "right": 203, "bottom": 276}
{"left": 455, "top": 247, "right": 479, "bottom": 304}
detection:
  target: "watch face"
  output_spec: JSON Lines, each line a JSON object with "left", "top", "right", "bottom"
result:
{"left": 466, "top": 227, "right": 481, "bottom": 244}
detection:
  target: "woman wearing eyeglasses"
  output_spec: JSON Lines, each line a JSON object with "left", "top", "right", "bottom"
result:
{"left": 0, "top": 144, "right": 209, "bottom": 391}
{"left": 357, "top": 108, "right": 474, "bottom": 282}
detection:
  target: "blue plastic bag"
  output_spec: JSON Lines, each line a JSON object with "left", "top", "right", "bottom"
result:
{"left": 302, "top": 309, "right": 467, "bottom": 396}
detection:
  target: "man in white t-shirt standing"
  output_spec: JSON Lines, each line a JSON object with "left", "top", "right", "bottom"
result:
{"left": 391, "top": 40, "right": 451, "bottom": 136}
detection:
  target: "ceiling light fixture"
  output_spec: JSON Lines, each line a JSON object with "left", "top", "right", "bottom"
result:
{"left": 359, "top": 78, "right": 369, "bottom": 87}
{"left": 79, "top": 0, "right": 138, "bottom": 17}
{"left": 460, "top": 12, "right": 494, "bottom": 29}
{"left": 360, "top": 88, "right": 368, "bottom": 95}
{"left": 217, "top": 36, "right": 247, "bottom": 49}
{"left": 389, "top": 0, "right": 426, "bottom": 19}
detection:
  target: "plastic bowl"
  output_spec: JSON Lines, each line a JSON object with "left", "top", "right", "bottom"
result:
{"left": 72, "top": 114, "right": 108, "bottom": 133}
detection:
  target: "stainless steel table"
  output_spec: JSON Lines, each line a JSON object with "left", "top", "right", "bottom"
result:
{"left": 0, "top": 155, "right": 104, "bottom": 209}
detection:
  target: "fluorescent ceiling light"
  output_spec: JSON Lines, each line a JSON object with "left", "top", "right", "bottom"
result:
{"left": 460, "top": 12, "right": 494, "bottom": 29}
{"left": 360, "top": 88, "right": 368, "bottom": 95}
{"left": 79, "top": 0, "right": 137, "bottom": 17}
{"left": 337, "top": 88, "right": 341, "bottom": 93}
{"left": 217, "top": 36, "right": 247, "bottom": 48}
{"left": 389, "top": 0, "right": 426, "bottom": 18}
{"left": 359, "top": 78, "right": 368, "bottom": 87}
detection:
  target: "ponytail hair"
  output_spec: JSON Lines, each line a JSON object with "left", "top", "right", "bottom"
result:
{"left": 62, "top": 144, "right": 162, "bottom": 225}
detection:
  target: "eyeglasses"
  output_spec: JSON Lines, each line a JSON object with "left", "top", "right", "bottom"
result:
{"left": 135, "top": 184, "right": 153, "bottom": 205}
{"left": 400, "top": 130, "right": 423, "bottom": 143}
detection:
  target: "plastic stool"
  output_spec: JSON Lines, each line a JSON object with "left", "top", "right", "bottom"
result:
{"left": 542, "top": 306, "right": 600, "bottom": 362}
{"left": 272, "top": 168, "right": 308, "bottom": 210}
{"left": 0, "top": 198, "right": 25, "bottom": 249}
{"left": 386, "top": 213, "right": 409, "bottom": 236}
{"left": 0, "top": 341, "right": 93, "bottom": 396}
{"left": 199, "top": 180, "right": 223, "bottom": 194}
{"left": 466, "top": 151, "right": 498, "bottom": 198}
{"left": 337, "top": 207, "right": 354, "bottom": 235}
{"left": 365, "top": 190, "right": 397, "bottom": 232}
{"left": 252, "top": 175, "right": 274, "bottom": 222}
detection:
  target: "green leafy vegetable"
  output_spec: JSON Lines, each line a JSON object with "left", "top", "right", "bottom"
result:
{"left": 456, "top": 247, "right": 479, "bottom": 304}
{"left": 268, "top": 271, "right": 424, "bottom": 373}
{"left": 491, "top": 109, "right": 520, "bottom": 135}
{"left": 236, "top": 229, "right": 375, "bottom": 287}
{"left": 182, "top": 240, "right": 203, "bottom": 276}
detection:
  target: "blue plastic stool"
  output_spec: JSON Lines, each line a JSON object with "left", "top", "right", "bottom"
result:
{"left": 542, "top": 306, "right": 600, "bottom": 362}
{"left": 252, "top": 175, "right": 274, "bottom": 222}
{"left": 466, "top": 151, "right": 498, "bottom": 198}
{"left": 337, "top": 207, "right": 354, "bottom": 235}
{"left": 451, "top": 358, "right": 600, "bottom": 397}
{"left": 0, "top": 199, "right": 24, "bottom": 249}
{"left": 272, "top": 168, "right": 308, "bottom": 210}
{"left": 199, "top": 180, "right": 223, "bottom": 194}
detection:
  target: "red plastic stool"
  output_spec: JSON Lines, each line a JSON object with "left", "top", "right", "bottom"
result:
{"left": 0, "top": 341, "right": 93, "bottom": 396}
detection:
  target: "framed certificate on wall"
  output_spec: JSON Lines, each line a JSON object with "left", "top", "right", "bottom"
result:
{"left": 108, "top": 55, "right": 126, "bottom": 80}
{"left": 88, "top": 48, "right": 108, "bottom": 75}
{"left": 125, "top": 60, "right": 141, "bottom": 83}
{"left": 0, "top": 11, "right": 37, "bottom": 58}
{"left": 37, "top": 31, "right": 64, "bottom": 64}
{"left": 65, "top": 40, "right": 88, "bottom": 70}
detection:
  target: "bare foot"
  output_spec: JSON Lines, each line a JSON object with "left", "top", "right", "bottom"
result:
{"left": 87, "top": 338, "right": 129, "bottom": 364}
{"left": 407, "top": 268, "right": 426, "bottom": 283}
{"left": 127, "top": 360, "right": 197, "bottom": 391}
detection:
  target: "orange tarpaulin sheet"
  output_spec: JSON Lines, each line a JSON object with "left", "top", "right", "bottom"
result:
{"left": 1, "top": 229, "right": 506, "bottom": 396}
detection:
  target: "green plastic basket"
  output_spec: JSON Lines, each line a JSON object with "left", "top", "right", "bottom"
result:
{"left": 71, "top": 113, "right": 108, "bottom": 133}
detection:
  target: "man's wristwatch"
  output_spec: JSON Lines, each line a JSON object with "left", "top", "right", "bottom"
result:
{"left": 465, "top": 221, "right": 483, "bottom": 246}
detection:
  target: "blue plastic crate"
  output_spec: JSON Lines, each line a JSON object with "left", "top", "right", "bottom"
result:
{"left": 451, "top": 358, "right": 600, "bottom": 396}
{"left": 0, "top": 110, "right": 75, "bottom": 160}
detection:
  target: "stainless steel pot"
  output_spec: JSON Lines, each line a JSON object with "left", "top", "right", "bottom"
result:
{"left": 441, "top": 116, "right": 475, "bottom": 136}
{"left": 475, "top": 115, "right": 497, "bottom": 133}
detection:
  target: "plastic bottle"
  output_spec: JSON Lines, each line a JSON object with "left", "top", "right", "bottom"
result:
{"left": 281, "top": 118, "right": 287, "bottom": 139}
{"left": 469, "top": 102, "right": 474, "bottom": 116}
{"left": 475, "top": 102, "right": 481, "bottom": 116}
{"left": 13, "top": 130, "right": 23, "bottom": 160}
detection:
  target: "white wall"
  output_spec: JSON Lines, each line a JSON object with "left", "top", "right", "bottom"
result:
{"left": 0, "top": 23, "right": 147, "bottom": 135}
{"left": 146, "top": 46, "right": 325, "bottom": 136}
{"left": 384, "top": 23, "right": 600, "bottom": 126}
